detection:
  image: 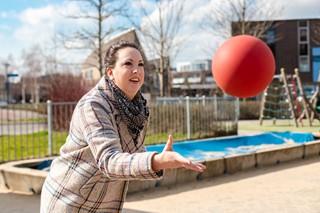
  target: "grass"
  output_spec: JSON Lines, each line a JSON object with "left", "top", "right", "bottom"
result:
{"left": 1, "top": 118, "right": 47, "bottom": 124}
{"left": 145, "top": 132, "right": 188, "bottom": 145}
{"left": 238, "top": 119, "right": 320, "bottom": 133}
{"left": 0, "top": 130, "right": 67, "bottom": 163}
{"left": 5, "top": 104, "right": 46, "bottom": 113}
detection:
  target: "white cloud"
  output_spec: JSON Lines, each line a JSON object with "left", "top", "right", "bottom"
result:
{"left": 8, "top": 1, "right": 95, "bottom": 65}
{"left": 279, "top": 0, "right": 320, "bottom": 19}
{"left": 14, "top": 6, "right": 57, "bottom": 45}
{"left": 131, "top": 0, "right": 155, "bottom": 11}
{"left": 0, "top": 11, "right": 9, "bottom": 18}
{"left": 19, "top": 6, "right": 55, "bottom": 26}
{"left": 13, "top": 1, "right": 88, "bottom": 44}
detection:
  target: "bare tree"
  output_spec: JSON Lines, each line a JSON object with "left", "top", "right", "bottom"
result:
{"left": 59, "top": 0, "right": 127, "bottom": 77}
{"left": 201, "top": 0, "right": 283, "bottom": 51}
{"left": 311, "top": 19, "right": 320, "bottom": 45}
{"left": 42, "top": 31, "right": 60, "bottom": 75}
{"left": 129, "top": 0, "right": 186, "bottom": 97}
{"left": 21, "top": 45, "right": 43, "bottom": 104}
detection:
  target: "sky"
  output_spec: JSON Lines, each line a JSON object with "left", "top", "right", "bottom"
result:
{"left": 0, "top": 0, "right": 320, "bottom": 74}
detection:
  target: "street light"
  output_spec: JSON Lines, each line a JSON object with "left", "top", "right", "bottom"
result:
{"left": 3, "top": 62, "right": 10, "bottom": 104}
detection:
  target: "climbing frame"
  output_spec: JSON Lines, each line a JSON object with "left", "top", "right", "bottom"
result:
{"left": 259, "top": 68, "right": 319, "bottom": 127}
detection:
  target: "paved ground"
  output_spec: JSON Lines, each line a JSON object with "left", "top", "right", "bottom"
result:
{"left": 0, "top": 122, "right": 46, "bottom": 135}
{"left": 124, "top": 157, "right": 320, "bottom": 213}
{"left": 0, "top": 109, "right": 46, "bottom": 135}
{"left": 0, "top": 191, "right": 41, "bottom": 213}
{"left": 0, "top": 109, "right": 45, "bottom": 121}
{"left": 1, "top": 157, "right": 320, "bottom": 213}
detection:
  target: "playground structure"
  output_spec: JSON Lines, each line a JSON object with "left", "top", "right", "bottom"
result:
{"left": 260, "top": 68, "right": 320, "bottom": 127}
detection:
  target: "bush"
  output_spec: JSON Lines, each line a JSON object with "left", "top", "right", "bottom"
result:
{"left": 239, "top": 100, "right": 261, "bottom": 119}
{"left": 47, "top": 73, "right": 92, "bottom": 131}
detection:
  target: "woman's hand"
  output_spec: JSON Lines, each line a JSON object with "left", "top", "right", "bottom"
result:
{"left": 152, "top": 135, "right": 206, "bottom": 172}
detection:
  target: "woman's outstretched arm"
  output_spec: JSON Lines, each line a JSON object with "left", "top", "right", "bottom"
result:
{"left": 152, "top": 135, "right": 206, "bottom": 172}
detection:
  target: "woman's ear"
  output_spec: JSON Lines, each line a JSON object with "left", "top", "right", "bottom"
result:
{"left": 106, "top": 67, "right": 114, "bottom": 80}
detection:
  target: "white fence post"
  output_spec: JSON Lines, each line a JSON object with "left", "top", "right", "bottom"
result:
{"left": 214, "top": 95, "right": 218, "bottom": 119}
{"left": 235, "top": 98, "right": 240, "bottom": 122}
{"left": 47, "top": 100, "right": 53, "bottom": 156}
{"left": 186, "top": 96, "right": 191, "bottom": 139}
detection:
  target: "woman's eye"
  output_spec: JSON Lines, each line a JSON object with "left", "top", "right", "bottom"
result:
{"left": 124, "top": 62, "right": 132, "bottom": 66}
{"left": 139, "top": 63, "right": 144, "bottom": 67}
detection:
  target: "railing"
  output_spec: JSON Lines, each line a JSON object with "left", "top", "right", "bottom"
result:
{"left": 0, "top": 96, "right": 239, "bottom": 163}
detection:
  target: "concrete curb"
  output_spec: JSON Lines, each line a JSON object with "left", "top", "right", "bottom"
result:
{"left": 0, "top": 157, "right": 55, "bottom": 194}
{"left": 1, "top": 141, "right": 320, "bottom": 195}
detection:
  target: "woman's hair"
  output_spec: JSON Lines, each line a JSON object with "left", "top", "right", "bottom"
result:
{"left": 104, "top": 40, "right": 145, "bottom": 70}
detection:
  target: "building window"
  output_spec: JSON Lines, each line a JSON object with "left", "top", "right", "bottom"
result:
{"left": 299, "top": 21, "right": 307, "bottom": 27}
{"left": 181, "top": 65, "right": 191, "bottom": 71}
{"left": 265, "top": 29, "right": 276, "bottom": 44}
{"left": 299, "top": 56, "right": 309, "bottom": 72}
{"left": 298, "top": 21, "right": 310, "bottom": 72}
{"left": 299, "top": 44, "right": 308, "bottom": 55}
{"left": 192, "top": 63, "right": 206, "bottom": 71}
{"left": 299, "top": 28, "right": 308, "bottom": 42}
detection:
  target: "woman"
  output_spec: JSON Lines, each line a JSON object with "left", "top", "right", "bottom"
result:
{"left": 40, "top": 40, "right": 206, "bottom": 212}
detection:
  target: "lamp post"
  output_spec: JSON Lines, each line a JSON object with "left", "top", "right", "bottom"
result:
{"left": 3, "top": 62, "right": 10, "bottom": 104}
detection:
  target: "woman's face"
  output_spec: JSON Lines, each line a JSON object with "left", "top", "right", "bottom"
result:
{"left": 107, "top": 47, "right": 145, "bottom": 100}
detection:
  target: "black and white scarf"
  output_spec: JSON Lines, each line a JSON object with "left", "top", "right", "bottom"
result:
{"left": 107, "top": 77, "right": 149, "bottom": 141}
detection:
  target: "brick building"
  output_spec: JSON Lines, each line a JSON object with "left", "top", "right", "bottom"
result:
{"left": 170, "top": 19, "right": 320, "bottom": 97}
{"left": 233, "top": 18, "right": 320, "bottom": 85}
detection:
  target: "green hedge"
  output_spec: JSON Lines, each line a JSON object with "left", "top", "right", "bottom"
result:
{"left": 239, "top": 100, "right": 261, "bottom": 119}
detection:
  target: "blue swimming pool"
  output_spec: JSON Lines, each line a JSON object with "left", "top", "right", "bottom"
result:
{"left": 146, "top": 132, "right": 315, "bottom": 161}
{"left": 36, "top": 131, "right": 315, "bottom": 171}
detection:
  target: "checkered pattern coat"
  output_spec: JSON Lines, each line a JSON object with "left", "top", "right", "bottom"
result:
{"left": 40, "top": 76, "right": 162, "bottom": 213}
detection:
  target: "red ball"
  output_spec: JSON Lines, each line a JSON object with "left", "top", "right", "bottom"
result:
{"left": 212, "top": 35, "right": 275, "bottom": 98}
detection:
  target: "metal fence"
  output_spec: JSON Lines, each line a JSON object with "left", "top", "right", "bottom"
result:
{"left": 0, "top": 96, "right": 239, "bottom": 163}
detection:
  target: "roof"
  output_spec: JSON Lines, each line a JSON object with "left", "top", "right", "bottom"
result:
{"left": 82, "top": 28, "right": 140, "bottom": 70}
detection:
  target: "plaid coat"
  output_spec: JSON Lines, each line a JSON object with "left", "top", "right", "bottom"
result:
{"left": 40, "top": 76, "right": 162, "bottom": 213}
